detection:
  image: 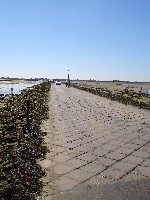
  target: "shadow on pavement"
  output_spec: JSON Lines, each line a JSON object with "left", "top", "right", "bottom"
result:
{"left": 53, "top": 178, "right": 150, "bottom": 200}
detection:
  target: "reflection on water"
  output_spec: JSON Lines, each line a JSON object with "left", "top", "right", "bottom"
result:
{"left": 0, "top": 84, "right": 34, "bottom": 95}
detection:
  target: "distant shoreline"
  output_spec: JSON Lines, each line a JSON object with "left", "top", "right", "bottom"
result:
{"left": 0, "top": 80, "right": 42, "bottom": 85}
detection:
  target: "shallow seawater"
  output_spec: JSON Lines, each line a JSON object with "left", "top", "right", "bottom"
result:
{"left": 0, "top": 84, "right": 34, "bottom": 95}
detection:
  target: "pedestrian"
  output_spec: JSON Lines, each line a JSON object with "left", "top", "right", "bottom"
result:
{"left": 65, "top": 80, "right": 68, "bottom": 87}
{"left": 68, "top": 79, "right": 71, "bottom": 87}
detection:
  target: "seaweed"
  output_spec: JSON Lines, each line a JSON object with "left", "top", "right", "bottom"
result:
{"left": 72, "top": 84, "right": 150, "bottom": 110}
{"left": 0, "top": 81, "right": 51, "bottom": 199}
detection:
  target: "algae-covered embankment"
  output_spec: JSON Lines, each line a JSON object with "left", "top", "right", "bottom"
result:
{"left": 0, "top": 82, "right": 50, "bottom": 199}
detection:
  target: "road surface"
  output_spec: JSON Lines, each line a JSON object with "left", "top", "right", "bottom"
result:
{"left": 39, "top": 84, "right": 150, "bottom": 200}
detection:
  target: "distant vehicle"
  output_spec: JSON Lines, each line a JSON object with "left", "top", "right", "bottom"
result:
{"left": 55, "top": 79, "right": 61, "bottom": 85}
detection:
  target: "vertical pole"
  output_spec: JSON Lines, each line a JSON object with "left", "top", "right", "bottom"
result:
{"left": 68, "top": 70, "right": 69, "bottom": 81}
{"left": 68, "top": 70, "right": 70, "bottom": 87}
{"left": 26, "top": 94, "right": 30, "bottom": 131}
{"left": 11, "top": 87, "right": 13, "bottom": 95}
{"left": 11, "top": 106, "right": 13, "bottom": 122}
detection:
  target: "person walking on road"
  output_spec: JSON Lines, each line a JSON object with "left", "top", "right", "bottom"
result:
{"left": 68, "top": 79, "right": 71, "bottom": 87}
{"left": 65, "top": 80, "right": 68, "bottom": 87}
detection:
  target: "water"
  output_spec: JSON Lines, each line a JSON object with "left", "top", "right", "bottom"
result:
{"left": 141, "top": 89, "right": 150, "bottom": 94}
{"left": 0, "top": 84, "right": 34, "bottom": 96}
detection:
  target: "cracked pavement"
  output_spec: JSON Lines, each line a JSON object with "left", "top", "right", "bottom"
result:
{"left": 39, "top": 84, "right": 150, "bottom": 200}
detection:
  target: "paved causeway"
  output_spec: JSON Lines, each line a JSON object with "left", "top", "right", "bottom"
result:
{"left": 39, "top": 84, "right": 150, "bottom": 200}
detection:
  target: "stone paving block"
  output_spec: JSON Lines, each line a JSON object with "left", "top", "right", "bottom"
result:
{"left": 53, "top": 152, "right": 70, "bottom": 163}
{"left": 65, "top": 158, "right": 88, "bottom": 168}
{"left": 101, "top": 144, "right": 117, "bottom": 152}
{"left": 50, "top": 146, "right": 68, "bottom": 153}
{"left": 140, "top": 145, "right": 150, "bottom": 153}
{"left": 38, "top": 159, "right": 56, "bottom": 169}
{"left": 96, "top": 137, "right": 111, "bottom": 144}
{"left": 131, "top": 150, "right": 150, "bottom": 159}
{"left": 133, "top": 166, "right": 150, "bottom": 178}
{"left": 93, "top": 147, "right": 110, "bottom": 157}
{"left": 94, "top": 157, "right": 116, "bottom": 167}
{"left": 53, "top": 163, "right": 75, "bottom": 175}
{"left": 84, "top": 174, "right": 114, "bottom": 186}
{"left": 86, "top": 141, "right": 102, "bottom": 150}
{"left": 53, "top": 175, "right": 80, "bottom": 192}
{"left": 95, "top": 138, "right": 108, "bottom": 145}
{"left": 129, "top": 133, "right": 142, "bottom": 139}
{"left": 76, "top": 152, "right": 97, "bottom": 162}
{"left": 110, "top": 161, "right": 136, "bottom": 172}
{"left": 140, "top": 134, "right": 150, "bottom": 141}
{"left": 54, "top": 140, "right": 68, "bottom": 146}
{"left": 112, "top": 146, "right": 134, "bottom": 155}
{"left": 106, "top": 140, "right": 123, "bottom": 148}
{"left": 122, "top": 155, "right": 144, "bottom": 165}
{"left": 99, "top": 168, "right": 127, "bottom": 181}
{"left": 51, "top": 138, "right": 67, "bottom": 147}
{"left": 66, "top": 149, "right": 84, "bottom": 158}
{"left": 76, "top": 138, "right": 89, "bottom": 146}
{"left": 141, "top": 158, "right": 150, "bottom": 167}
{"left": 130, "top": 139, "right": 148, "bottom": 145}
{"left": 65, "top": 168, "right": 93, "bottom": 182}
{"left": 106, "top": 135, "right": 122, "bottom": 141}
{"left": 46, "top": 151, "right": 58, "bottom": 158}
{"left": 121, "top": 172, "right": 148, "bottom": 181}
{"left": 74, "top": 143, "right": 94, "bottom": 152}
{"left": 88, "top": 140, "right": 102, "bottom": 148}
{"left": 115, "top": 137, "right": 132, "bottom": 143}
{"left": 122, "top": 143, "right": 141, "bottom": 150}
{"left": 63, "top": 143, "right": 79, "bottom": 150}
{"left": 64, "top": 141, "right": 81, "bottom": 149}
{"left": 80, "top": 162, "right": 106, "bottom": 175}
{"left": 105, "top": 151, "right": 126, "bottom": 161}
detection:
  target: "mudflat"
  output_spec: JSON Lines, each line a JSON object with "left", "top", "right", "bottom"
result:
{"left": 39, "top": 84, "right": 150, "bottom": 200}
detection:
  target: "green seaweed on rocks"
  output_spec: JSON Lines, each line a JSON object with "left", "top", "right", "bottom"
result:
{"left": 72, "top": 84, "right": 150, "bottom": 110}
{"left": 0, "top": 81, "right": 51, "bottom": 199}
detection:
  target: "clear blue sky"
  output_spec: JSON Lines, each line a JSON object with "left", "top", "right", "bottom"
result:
{"left": 0, "top": 0, "right": 150, "bottom": 81}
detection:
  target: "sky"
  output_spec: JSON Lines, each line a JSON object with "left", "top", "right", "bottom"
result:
{"left": 0, "top": 0, "right": 150, "bottom": 81}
